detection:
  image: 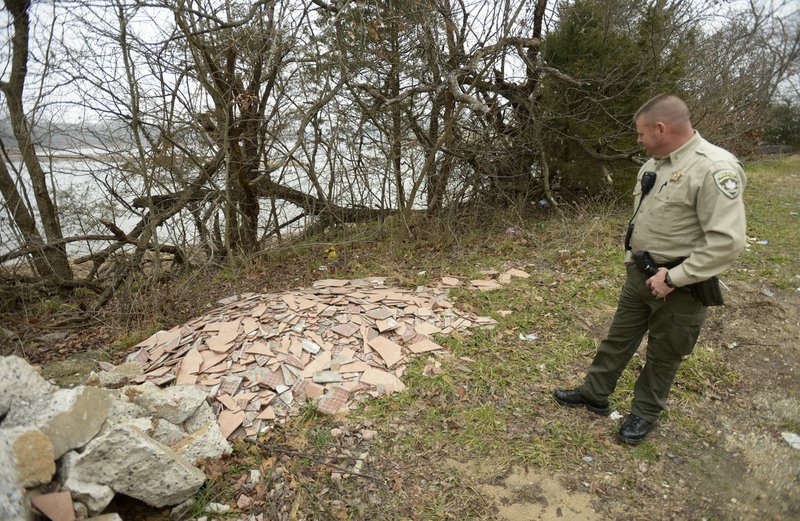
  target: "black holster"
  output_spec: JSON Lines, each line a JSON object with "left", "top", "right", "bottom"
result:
{"left": 632, "top": 251, "right": 724, "bottom": 306}
{"left": 688, "top": 277, "right": 724, "bottom": 306}
{"left": 632, "top": 251, "right": 658, "bottom": 278}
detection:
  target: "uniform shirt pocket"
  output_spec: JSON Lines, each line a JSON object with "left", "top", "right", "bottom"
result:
{"left": 645, "top": 180, "right": 697, "bottom": 238}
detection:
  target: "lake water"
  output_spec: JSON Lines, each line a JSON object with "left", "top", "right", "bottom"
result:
{"left": 1, "top": 148, "right": 427, "bottom": 261}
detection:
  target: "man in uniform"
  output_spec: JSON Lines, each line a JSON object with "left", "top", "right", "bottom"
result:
{"left": 553, "top": 94, "right": 747, "bottom": 444}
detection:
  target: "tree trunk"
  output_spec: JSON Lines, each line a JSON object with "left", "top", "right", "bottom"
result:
{"left": 0, "top": 0, "right": 73, "bottom": 280}
{"left": 0, "top": 155, "right": 54, "bottom": 276}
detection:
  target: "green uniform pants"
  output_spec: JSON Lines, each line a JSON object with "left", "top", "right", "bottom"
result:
{"left": 579, "top": 263, "right": 707, "bottom": 422}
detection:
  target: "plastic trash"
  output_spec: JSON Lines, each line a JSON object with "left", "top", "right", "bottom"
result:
{"left": 781, "top": 432, "right": 800, "bottom": 451}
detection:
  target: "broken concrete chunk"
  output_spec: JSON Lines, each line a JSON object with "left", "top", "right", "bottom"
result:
{"left": 0, "top": 426, "right": 56, "bottom": 487}
{"left": 105, "top": 390, "right": 151, "bottom": 425}
{"left": 128, "top": 384, "right": 208, "bottom": 424}
{"left": 152, "top": 418, "right": 187, "bottom": 447}
{"left": 84, "top": 362, "right": 145, "bottom": 388}
{"left": 183, "top": 400, "right": 217, "bottom": 433}
{"left": 3, "top": 385, "right": 112, "bottom": 458}
{"left": 63, "top": 475, "right": 115, "bottom": 516}
{"left": 0, "top": 355, "right": 56, "bottom": 416}
{"left": 65, "top": 424, "right": 205, "bottom": 508}
{"left": 171, "top": 420, "right": 232, "bottom": 465}
{"left": 0, "top": 453, "right": 27, "bottom": 521}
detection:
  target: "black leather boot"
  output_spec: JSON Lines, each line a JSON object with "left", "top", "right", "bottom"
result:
{"left": 553, "top": 389, "right": 610, "bottom": 416}
{"left": 616, "top": 414, "right": 654, "bottom": 445}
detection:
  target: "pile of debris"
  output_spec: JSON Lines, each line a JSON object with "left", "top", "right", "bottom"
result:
{"left": 119, "top": 275, "right": 524, "bottom": 440}
{"left": 1, "top": 355, "right": 231, "bottom": 521}
{"left": 2, "top": 271, "right": 528, "bottom": 520}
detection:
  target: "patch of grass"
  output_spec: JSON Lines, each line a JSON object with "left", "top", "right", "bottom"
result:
{"left": 626, "top": 442, "right": 660, "bottom": 462}
{"left": 33, "top": 297, "right": 65, "bottom": 314}
{"left": 109, "top": 324, "right": 160, "bottom": 355}
{"left": 58, "top": 157, "right": 796, "bottom": 519}
{"left": 674, "top": 344, "right": 740, "bottom": 400}
{"left": 188, "top": 477, "right": 227, "bottom": 518}
{"left": 305, "top": 426, "right": 334, "bottom": 450}
{"left": 731, "top": 155, "right": 800, "bottom": 290}
{"left": 780, "top": 419, "right": 800, "bottom": 433}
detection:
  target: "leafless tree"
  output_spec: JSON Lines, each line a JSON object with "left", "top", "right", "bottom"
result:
{"left": 1, "top": 0, "right": 797, "bottom": 306}
{"left": 0, "top": 0, "right": 73, "bottom": 281}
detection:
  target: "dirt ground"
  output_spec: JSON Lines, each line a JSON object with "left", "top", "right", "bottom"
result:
{"left": 4, "top": 267, "right": 799, "bottom": 521}
{"left": 431, "top": 279, "right": 800, "bottom": 521}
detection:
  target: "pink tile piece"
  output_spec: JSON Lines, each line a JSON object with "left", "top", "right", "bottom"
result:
{"left": 218, "top": 375, "right": 243, "bottom": 396}
{"left": 259, "top": 368, "right": 284, "bottom": 390}
{"left": 31, "top": 491, "right": 75, "bottom": 521}
{"left": 407, "top": 338, "right": 444, "bottom": 354}
{"left": 368, "top": 335, "right": 404, "bottom": 368}
{"left": 359, "top": 366, "right": 406, "bottom": 394}
{"left": 218, "top": 409, "right": 246, "bottom": 439}
{"left": 175, "top": 347, "right": 203, "bottom": 385}
{"left": 317, "top": 386, "right": 351, "bottom": 415}
{"left": 313, "top": 279, "right": 350, "bottom": 287}
{"left": 301, "top": 350, "right": 331, "bottom": 378}
{"left": 330, "top": 322, "right": 360, "bottom": 338}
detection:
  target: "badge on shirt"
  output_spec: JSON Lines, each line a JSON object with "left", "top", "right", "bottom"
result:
{"left": 713, "top": 170, "right": 741, "bottom": 199}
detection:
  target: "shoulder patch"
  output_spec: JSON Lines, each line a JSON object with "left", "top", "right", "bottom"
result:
{"left": 713, "top": 170, "right": 741, "bottom": 199}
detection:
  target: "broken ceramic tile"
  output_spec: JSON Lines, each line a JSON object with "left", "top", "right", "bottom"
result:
{"left": 408, "top": 338, "right": 444, "bottom": 354}
{"left": 218, "top": 409, "right": 246, "bottom": 438}
{"left": 313, "top": 371, "right": 343, "bottom": 384}
{"left": 31, "top": 491, "right": 75, "bottom": 521}
{"left": 317, "top": 386, "right": 351, "bottom": 415}
{"left": 367, "top": 336, "right": 403, "bottom": 368}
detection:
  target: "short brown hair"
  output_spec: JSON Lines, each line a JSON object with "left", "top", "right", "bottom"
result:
{"left": 635, "top": 94, "right": 691, "bottom": 127}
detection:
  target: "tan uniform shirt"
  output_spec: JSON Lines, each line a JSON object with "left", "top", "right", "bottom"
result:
{"left": 626, "top": 132, "right": 747, "bottom": 287}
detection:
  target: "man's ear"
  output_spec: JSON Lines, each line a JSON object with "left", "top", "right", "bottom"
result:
{"left": 655, "top": 121, "right": 667, "bottom": 135}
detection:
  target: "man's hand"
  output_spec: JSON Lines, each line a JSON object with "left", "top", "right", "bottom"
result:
{"left": 646, "top": 267, "right": 675, "bottom": 300}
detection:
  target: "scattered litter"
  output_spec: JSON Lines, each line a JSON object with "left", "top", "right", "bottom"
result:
{"left": 537, "top": 364, "right": 546, "bottom": 371}
{"left": 781, "top": 432, "right": 800, "bottom": 451}
{"left": 609, "top": 411, "right": 623, "bottom": 421}
{"left": 727, "top": 342, "right": 738, "bottom": 349}
{"left": 248, "top": 469, "right": 262, "bottom": 484}
{"left": 761, "top": 287, "right": 774, "bottom": 297}
{"left": 518, "top": 333, "right": 538, "bottom": 342}
{"left": 666, "top": 452, "right": 684, "bottom": 465}
{"left": 582, "top": 456, "right": 593, "bottom": 462}
{"left": 206, "top": 503, "right": 231, "bottom": 513}
{"left": 756, "top": 240, "right": 769, "bottom": 245}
